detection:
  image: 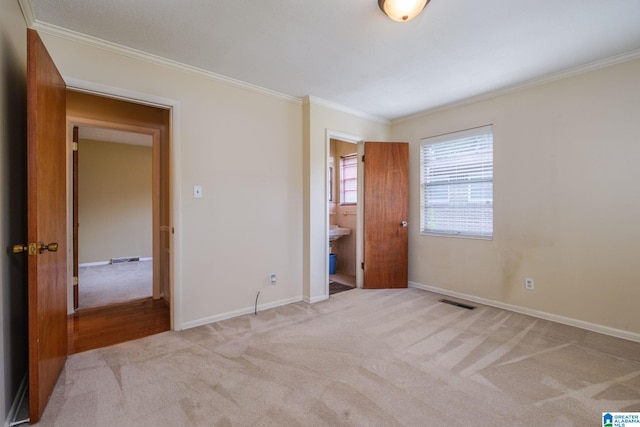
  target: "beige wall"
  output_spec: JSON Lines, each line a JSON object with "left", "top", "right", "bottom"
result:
{"left": 38, "top": 30, "right": 303, "bottom": 328}
{"left": 303, "top": 99, "right": 389, "bottom": 302}
{"left": 392, "top": 58, "right": 640, "bottom": 336}
{"left": 78, "top": 139, "right": 152, "bottom": 264}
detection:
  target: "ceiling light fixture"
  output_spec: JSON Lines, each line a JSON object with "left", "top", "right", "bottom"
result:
{"left": 378, "top": 0, "right": 429, "bottom": 22}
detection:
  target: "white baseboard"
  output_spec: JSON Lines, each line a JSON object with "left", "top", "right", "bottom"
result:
{"left": 181, "top": 295, "right": 303, "bottom": 330}
{"left": 5, "top": 373, "right": 28, "bottom": 427}
{"left": 409, "top": 281, "right": 640, "bottom": 343}
{"left": 78, "top": 261, "right": 110, "bottom": 267}
{"left": 304, "top": 294, "right": 329, "bottom": 304}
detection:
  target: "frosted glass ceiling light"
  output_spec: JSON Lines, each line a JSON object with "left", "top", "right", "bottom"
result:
{"left": 378, "top": 0, "right": 429, "bottom": 22}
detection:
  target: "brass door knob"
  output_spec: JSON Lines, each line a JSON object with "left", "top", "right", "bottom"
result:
{"left": 13, "top": 244, "right": 28, "bottom": 254}
{"left": 39, "top": 242, "right": 59, "bottom": 253}
{"left": 13, "top": 243, "right": 58, "bottom": 254}
{"left": 12, "top": 243, "right": 37, "bottom": 255}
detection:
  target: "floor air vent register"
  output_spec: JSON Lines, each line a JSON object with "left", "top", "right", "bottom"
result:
{"left": 439, "top": 299, "right": 476, "bottom": 310}
{"left": 110, "top": 256, "right": 140, "bottom": 264}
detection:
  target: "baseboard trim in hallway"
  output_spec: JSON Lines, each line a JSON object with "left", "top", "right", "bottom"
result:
{"left": 68, "top": 297, "right": 170, "bottom": 354}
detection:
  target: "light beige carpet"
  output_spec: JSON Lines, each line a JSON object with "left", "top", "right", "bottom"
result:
{"left": 78, "top": 261, "right": 152, "bottom": 308}
{"left": 36, "top": 288, "right": 640, "bottom": 426}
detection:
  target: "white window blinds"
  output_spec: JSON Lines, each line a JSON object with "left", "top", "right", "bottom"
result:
{"left": 341, "top": 154, "right": 358, "bottom": 204}
{"left": 420, "top": 125, "right": 493, "bottom": 239}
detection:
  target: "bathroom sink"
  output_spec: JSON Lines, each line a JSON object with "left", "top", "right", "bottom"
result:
{"left": 329, "top": 225, "right": 351, "bottom": 241}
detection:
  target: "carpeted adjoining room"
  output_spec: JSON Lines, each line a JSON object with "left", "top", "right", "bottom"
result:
{"left": 37, "top": 288, "right": 640, "bottom": 426}
{"left": 78, "top": 261, "right": 153, "bottom": 309}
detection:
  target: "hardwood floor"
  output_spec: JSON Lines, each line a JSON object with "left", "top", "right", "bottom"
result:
{"left": 68, "top": 297, "right": 170, "bottom": 354}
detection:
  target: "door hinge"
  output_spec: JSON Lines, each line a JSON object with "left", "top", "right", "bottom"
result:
{"left": 361, "top": 155, "right": 365, "bottom": 162}
{"left": 72, "top": 142, "right": 78, "bottom": 151}
{"left": 73, "top": 276, "right": 78, "bottom": 286}
{"left": 361, "top": 262, "right": 364, "bottom": 270}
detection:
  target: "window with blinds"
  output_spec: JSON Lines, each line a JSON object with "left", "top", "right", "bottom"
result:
{"left": 340, "top": 154, "right": 358, "bottom": 204}
{"left": 420, "top": 125, "right": 493, "bottom": 239}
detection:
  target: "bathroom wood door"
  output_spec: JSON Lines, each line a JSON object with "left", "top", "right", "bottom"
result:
{"left": 362, "top": 141, "right": 409, "bottom": 288}
{"left": 26, "top": 29, "right": 68, "bottom": 423}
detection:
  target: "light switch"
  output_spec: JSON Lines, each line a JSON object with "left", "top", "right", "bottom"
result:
{"left": 193, "top": 185, "right": 202, "bottom": 198}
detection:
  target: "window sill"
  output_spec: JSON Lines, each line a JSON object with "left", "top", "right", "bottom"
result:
{"left": 421, "top": 232, "right": 493, "bottom": 241}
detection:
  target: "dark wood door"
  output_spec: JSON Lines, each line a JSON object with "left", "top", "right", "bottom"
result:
{"left": 363, "top": 142, "right": 409, "bottom": 289}
{"left": 27, "top": 29, "right": 68, "bottom": 423}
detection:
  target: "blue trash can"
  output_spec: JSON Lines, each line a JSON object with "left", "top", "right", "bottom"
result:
{"left": 329, "top": 253, "right": 337, "bottom": 274}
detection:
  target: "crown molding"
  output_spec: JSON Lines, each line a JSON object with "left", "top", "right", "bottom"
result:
{"left": 18, "top": 0, "right": 36, "bottom": 27}
{"left": 23, "top": 3, "right": 383, "bottom": 124}
{"left": 304, "top": 96, "right": 390, "bottom": 125}
{"left": 25, "top": 16, "right": 301, "bottom": 105}
{"left": 23, "top": 0, "right": 639, "bottom": 125}
{"left": 19, "top": 0, "right": 383, "bottom": 125}
{"left": 394, "top": 48, "right": 640, "bottom": 125}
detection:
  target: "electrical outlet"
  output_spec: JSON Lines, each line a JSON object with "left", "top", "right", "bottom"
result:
{"left": 269, "top": 273, "right": 277, "bottom": 285}
{"left": 525, "top": 278, "right": 534, "bottom": 290}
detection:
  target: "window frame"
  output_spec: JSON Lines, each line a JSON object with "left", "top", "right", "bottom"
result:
{"left": 420, "top": 125, "right": 494, "bottom": 240}
{"left": 340, "top": 153, "right": 358, "bottom": 205}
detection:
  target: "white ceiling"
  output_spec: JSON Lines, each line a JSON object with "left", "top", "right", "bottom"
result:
{"left": 28, "top": 0, "right": 640, "bottom": 121}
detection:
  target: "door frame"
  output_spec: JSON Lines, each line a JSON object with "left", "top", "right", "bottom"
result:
{"left": 64, "top": 77, "right": 183, "bottom": 329}
{"left": 68, "top": 118, "right": 162, "bottom": 302}
{"left": 325, "top": 129, "right": 364, "bottom": 295}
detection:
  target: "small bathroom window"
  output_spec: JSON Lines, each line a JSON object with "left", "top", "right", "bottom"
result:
{"left": 340, "top": 154, "right": 357, "bottom": 205}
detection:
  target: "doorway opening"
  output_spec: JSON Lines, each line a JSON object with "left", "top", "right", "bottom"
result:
{"left": 74, "top": 125, "right": 154, "bottom": 309}
{"left": 67, "top": 90, "right": 171, "bottom": 353}
{"left": 324, "top": 132, "right": 410, "bottom": 295}
{"left": 329, "top": 138, "right": 358, "bottom": 293}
